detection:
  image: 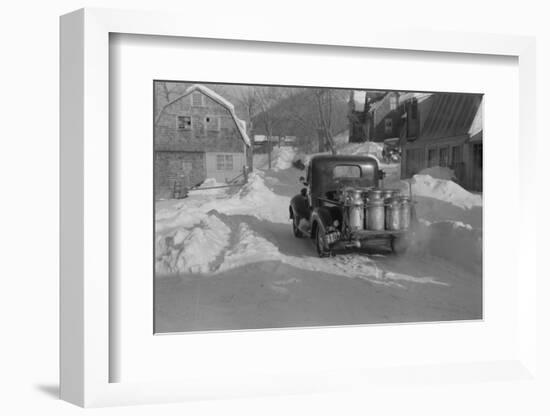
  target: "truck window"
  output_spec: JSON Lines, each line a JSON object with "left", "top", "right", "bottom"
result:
{"left": 333, "top": 165, "right": 361, "bottom": 178}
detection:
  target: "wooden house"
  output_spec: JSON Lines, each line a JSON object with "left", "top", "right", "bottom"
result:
{"left": 400, "top": 93, "right": 483, "bottom": 191}
{"left": 154, "top": 84, "right": 252, "bottom": 199}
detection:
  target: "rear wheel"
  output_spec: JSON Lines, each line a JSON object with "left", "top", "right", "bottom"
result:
{"left": 292, "top": 214, "right": 304, "bottom": 238}
{"left": 315, "top": 226, "right": 331, "bottom": 258}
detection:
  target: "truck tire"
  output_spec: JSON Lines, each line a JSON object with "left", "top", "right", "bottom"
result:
{"left": 292, "top": 214, "right": 304, "bottom": 238}
{"left": 315, "top": 226, "right": 331, "bottom": 257}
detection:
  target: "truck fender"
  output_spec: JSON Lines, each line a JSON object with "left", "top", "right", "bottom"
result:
{"left": 310, "top": 206, "right": 342, "bottom": 239}
{"left": 290, "top": 193, "right": 311, "bottom": 220}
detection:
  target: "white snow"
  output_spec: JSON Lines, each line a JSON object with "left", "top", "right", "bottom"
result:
{"left": 337, "top": 140, "right": 384, "bottom": 159}
{"left": 217, "top": 223, "right": 281, "bottom": 272}
{"left": 253, "top": 146, "right": 297, "bottom": 171}
{"left": 199, "top": 177, "right": 225, "bottom": 188}
{"left": 403, "top": 174, "right": 482, "bottom": 210}
{"left": 273, "top": 146, "right": 296, "bottom": 171}
{"left": 418, "top": 166, "right": 457, "bottom": 181}
{"left": 215, "top": 222, "right": 448, "bottom": 289}
{"left": 156, "top": 214, "right": 231, "bottom": 275}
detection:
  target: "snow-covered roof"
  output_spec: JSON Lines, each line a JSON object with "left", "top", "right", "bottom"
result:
{"left": 468, "top": 97, "right": 483, "bottom": 138}
{"left": 164, "top": 84, "right": 251, "bottom": 147}
{"left": 398, "top": 92, "right": 432, "bottom": 105}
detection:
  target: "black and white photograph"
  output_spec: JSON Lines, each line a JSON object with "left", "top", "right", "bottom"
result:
{"left": 153, "top": 81, "right": 483, "bottom": 333}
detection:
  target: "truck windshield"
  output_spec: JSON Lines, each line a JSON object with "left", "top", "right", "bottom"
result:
{"left": 333, "top": 165, "right": 361, "bottom": 179}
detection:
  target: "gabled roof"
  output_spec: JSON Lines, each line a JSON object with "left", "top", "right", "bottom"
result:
{"left": 419, "top": 93, "right": 483, "bottom": 141}
{"left": 161, "top": 84, "right": 251, "bottom": 147}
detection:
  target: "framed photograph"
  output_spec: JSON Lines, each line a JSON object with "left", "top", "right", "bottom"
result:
{"left": 60, "top": 8, "right": 538, "bottom": 407}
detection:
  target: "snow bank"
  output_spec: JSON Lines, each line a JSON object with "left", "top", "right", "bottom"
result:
{"left": 215, "top": 223, "right": 448, "bottom": 288}
{"left": 418, "top": 166, "right": 457, "bottom": 181}
{"left": 273, "top": 146, "right": 296, "bottom": 171}
{"left": 217, "top": 223, "right": 281, "bottom": 272}
{"left": 199, "top": 178, "right": 225, "bottom": 188}
{"left": 156, "top": 214, "right": 231, "bottom": 275}
{"left": 221, "top": 171, "right": 291, "bottom": 223}
{"left": 337, "top": 141, "right": 384, "bottom": 159}
{"left": 156, "top": 170, "right": 290, "bottom": 245}
{"left": 404, "top": 174, "right": 482, "bottom": 210}
{"left": 254, "top": 146, "right": 297, "bottom": 171}
{"left": 332, "top": 130, "right": 349, "bottom": 146}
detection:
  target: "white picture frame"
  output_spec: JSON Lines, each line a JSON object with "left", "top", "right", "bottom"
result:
{"left": 60, "top": 8, "right": 538, "bottom": 408}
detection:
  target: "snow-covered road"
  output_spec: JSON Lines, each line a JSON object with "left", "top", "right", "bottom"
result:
{"left": 155, "top": 146, "right": 483, "bottom": 332}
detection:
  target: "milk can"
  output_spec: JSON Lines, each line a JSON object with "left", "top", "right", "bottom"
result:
{"left": 347, "top": 189, "right": 365, "bottom": 231}
{"left": 385, "top": 197, "right": 401, "bottom": 231}
{"left": 366, "top": 197, "right": 385, "bottom": 231}
{"left": 399, "top": 196, "right": 412, "bottom": 230}
{"left": 368, "top": 188, "right": 383, "bottom": 200}
{"left": 381, "top": 189, "right": 397, "bottom": 200}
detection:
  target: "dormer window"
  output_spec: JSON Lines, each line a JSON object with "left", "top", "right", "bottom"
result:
{"left": 390, "top": 94, "right": 397, "bottom": 111}
{"left": 192, "top": 92, "right": 204, "bottom": 106}
{"left": 384, "top": 118, "right": 393, "bottom": 135}
{"left": 411, "top": 98, "right": 418, "bottom": 119}
{"left": 177, "top": 116, "right": 192, "bottom": 130}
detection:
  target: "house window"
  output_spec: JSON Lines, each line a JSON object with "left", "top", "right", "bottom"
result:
{"left": 384, "top": 118, "right": 393, "bottom": 135}
{"left": 205, "top": 115, "right": 220, "bottom": 131}
{"left": 411, "top": 98, "right": 418, "bottom": 120}
{"left": 177, "top": 116, "right": 192, "bottom": 130}
{"left": 192, "top": 92, "right": 203, "bottom": 106}
{"left": 216, "top": 154, "right": 234, "bottom": 171}
{"left": 439, "top": 147, "right": 449, "bottom": 167}
{"left": 451, "top": 145, "right": 462, "bottom": 166}
{"left": 405, "top": 148, "right": 424, "bottom": 177}
{"left": 427, "top": 148, "right": 438, "bottom": 167}
{"left": 389, "top": 95, "right": 397, "bottom": 111}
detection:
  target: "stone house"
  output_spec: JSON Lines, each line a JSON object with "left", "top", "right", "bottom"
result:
{"left": 154, "top": 84, "right": 251, "bottom": 199}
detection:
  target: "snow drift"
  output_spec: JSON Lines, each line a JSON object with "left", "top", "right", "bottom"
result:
{"left": 418, "top": 166, "right": 457, "bottom": 181}
{"left": 401, "top": 174, "right": 482, "bottom": 210}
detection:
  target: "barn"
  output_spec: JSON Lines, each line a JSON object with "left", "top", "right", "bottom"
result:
{"left": 154, "top": 84, "right": 252, "bottom": 199}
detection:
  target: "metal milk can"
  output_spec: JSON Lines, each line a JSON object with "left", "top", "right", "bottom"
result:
{"left": 385, "top": 197, "right": 401, "bottom": 230}
{"left": 366, "top": 190, "right": 385, "bottom": 231}
{"left": 347, "top": 188, "right": 365, "bottom": 231}
{"left": 399, "top": 196, "right": 412, "bottom": 230}
{"left": 381, "top": 189, "right": 397, "bottom": 200}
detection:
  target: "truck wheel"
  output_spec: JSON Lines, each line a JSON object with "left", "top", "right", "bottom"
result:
{"left": 391, "top": 236, "right": 408, "bottom": 255}
{"left": 292, "top": 214, "right": 304, "bottom": 238}
{"left": 316, "top": 226, "right": 331, "bottom": 258}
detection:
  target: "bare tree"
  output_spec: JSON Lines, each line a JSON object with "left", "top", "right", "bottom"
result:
{"left": 154, "top": 81, "right": 191, "bottom": 124}
{"left": 314, "top": 89, "right": 336, "bottom": 154}
{"left": 253, "top": 87, "right": 284, "bottom": 169}
{"left": 235, "top": 87, "right": 258, "bottom": 140}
